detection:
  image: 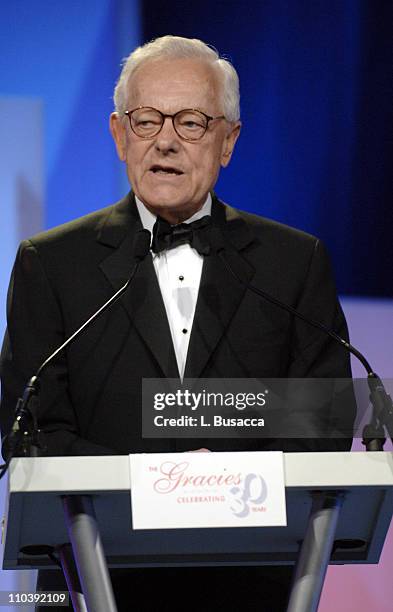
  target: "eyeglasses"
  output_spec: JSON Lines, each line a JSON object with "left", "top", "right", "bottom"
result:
{"left": 124, "top": 107, "right": 226, "bottom": 141}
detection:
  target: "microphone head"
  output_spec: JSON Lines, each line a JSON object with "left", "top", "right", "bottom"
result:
{"left": 133, "top": 229, "right": 151, "bottom": 261}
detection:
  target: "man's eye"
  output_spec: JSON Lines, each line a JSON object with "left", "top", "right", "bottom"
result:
{"left": 136, "top": 119, "right": 160, "bottom": 127}
{"left": 180, "top": 119, "right": 204, "bottom": 129}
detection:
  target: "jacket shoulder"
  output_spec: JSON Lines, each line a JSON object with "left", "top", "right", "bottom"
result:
{"left": 26, "top": 193, "right": 136, "bottom": 250}
{"left": 215, "top": 196, "right": 320, "bottom": 255}
{"left": 229, "top": 205, "right": 318, "bottom": 245}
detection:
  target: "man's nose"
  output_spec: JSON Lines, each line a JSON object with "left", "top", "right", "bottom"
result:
{"left": 154, "top": 117, "right": 180, "bottom": 153}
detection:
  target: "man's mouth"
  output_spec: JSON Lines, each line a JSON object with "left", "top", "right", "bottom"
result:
{"left": 150, "top": 165, "right": 184, "bottom": 176}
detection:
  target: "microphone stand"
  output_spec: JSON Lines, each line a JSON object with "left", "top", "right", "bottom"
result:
{"left": 212, "top": 231, "right": 393, "bottom": 450}
{"left": 0, "top": 229, "right": 151, "bottom": 476}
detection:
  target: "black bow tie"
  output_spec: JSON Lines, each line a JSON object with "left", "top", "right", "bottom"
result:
{"left": 151, "top": 215, "right": 212, "bottom": 255}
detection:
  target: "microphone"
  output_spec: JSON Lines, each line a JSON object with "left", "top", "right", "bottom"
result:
{"left": 1, "top": 229, "right": 151, "bottom": 469}
{"left": 209, "top": 226, "right": 393, "bottom": 450}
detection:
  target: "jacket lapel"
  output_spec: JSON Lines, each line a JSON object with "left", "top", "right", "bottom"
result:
{"left": 184, "top": 197, "right": 257, "bottom": 378}
{"left": 97, "top": 194, "right": 179, "bottom": 378}
{"left": 96, "top": 193, "right": 257, "bottom": 380}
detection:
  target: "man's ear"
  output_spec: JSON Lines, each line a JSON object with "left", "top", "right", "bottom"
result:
{"left": 110, "top": 112, "right": 127, "bottom": 161}
{"left": 220, "top": 121, "right": 241, "bottom": 168}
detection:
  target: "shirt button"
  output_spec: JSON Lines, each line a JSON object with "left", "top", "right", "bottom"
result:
{"left": 182, "top": 328, "right": 188, "bottom": 334}
{"left": 179, "top": 275, "right": 184, "bottom": 281}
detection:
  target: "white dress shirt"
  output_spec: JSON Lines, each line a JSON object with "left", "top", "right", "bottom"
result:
{"left": 135, "top": 195, "right": 212, "bottom": 380}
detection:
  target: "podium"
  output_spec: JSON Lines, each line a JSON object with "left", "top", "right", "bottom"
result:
{"left": 2, "top": 452, "right": 393, "bottom": 611}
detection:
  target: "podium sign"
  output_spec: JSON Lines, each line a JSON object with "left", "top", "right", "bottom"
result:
{"left": 129, "top": 451, "right": 286, "bottom": 529}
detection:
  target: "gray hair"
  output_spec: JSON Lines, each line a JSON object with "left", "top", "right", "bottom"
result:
{"left": 113, "top": 35, "right": 240, "bottom": 122}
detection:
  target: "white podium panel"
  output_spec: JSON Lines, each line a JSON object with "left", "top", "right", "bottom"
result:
{"left": 2, "top": 452, "right": 392, "bottom": 570}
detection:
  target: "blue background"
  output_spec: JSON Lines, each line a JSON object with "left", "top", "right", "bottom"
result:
{"left": 1, "top": 0, "right": 392, "bottom": 295}
{"left": 142, "top": 0, "right": 393, "bottom": 296}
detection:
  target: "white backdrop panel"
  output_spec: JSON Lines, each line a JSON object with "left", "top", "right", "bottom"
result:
{"left": 0, "top": 96, "right": 43, "bottom": 610}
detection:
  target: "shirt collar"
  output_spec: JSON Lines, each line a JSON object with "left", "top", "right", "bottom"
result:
{"left": 135, "top": 193, "right": 212, "bottom": 235}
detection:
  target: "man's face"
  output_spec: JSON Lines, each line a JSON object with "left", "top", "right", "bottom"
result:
{"left": 110, "top": 58, "right": 240, "bottom": 223}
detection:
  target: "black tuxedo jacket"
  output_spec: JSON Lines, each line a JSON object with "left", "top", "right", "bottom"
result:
{"left": 0, "top": 193, "right": 354, "bottom": 456}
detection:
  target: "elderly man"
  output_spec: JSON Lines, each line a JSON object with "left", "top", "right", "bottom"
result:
{"left": 1, "top": 36, "right": 353, "bottom": 611}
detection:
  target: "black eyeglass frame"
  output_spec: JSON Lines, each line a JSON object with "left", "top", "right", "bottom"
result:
{"left": 123, "top": 106, "right": 226, "bottom": 141}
